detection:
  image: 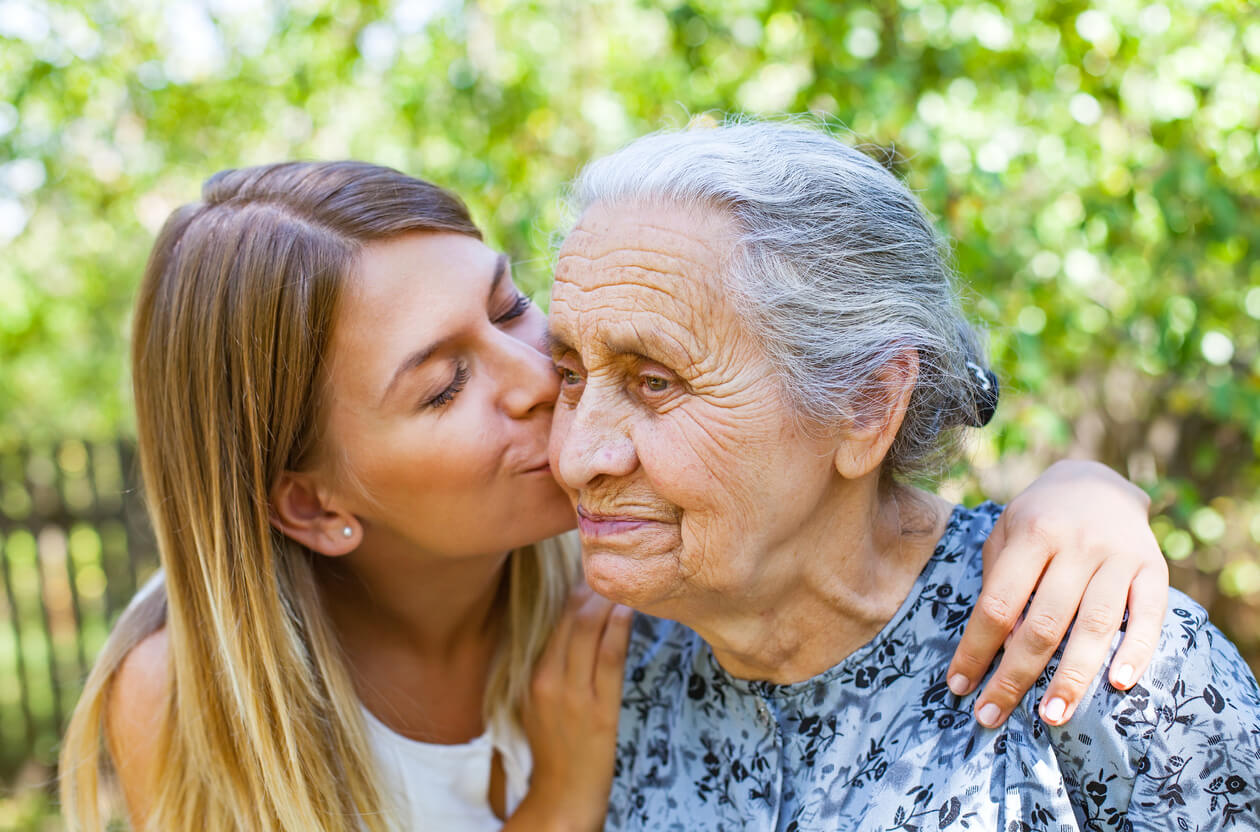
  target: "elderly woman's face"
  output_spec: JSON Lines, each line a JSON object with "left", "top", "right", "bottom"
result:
{"left": 548, "top": 200, "right": 842, "bottom": 613}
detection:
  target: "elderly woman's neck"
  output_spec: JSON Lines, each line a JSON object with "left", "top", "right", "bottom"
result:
{"left": 699, "top": 485, "right": 952, "bottom": 685}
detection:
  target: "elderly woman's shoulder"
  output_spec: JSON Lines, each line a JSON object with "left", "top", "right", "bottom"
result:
{"left": 1136, "top": 592, "right": 1259, "bottom": 725}
{"left": 1030, "top": 589, "right": 1260, "bottom": 824}
{"left": 1065, "top": 589, "right": 1260, "bottom": 719}
{"left": 1046, "top": 589, "right": 1260, "bottom": 734}
{"left": 1146, "top": 591, "right": 1257, "bottom": 679}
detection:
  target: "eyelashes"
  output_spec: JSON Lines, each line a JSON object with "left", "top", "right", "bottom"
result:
{"left": 494, "top": 293, "right": 531, "bottom": 325}
{"left": 421, "top": 293, "right": 529, "bottom": 411}
{"left": 426, "top": 362, "right": 470, "bottom": 409}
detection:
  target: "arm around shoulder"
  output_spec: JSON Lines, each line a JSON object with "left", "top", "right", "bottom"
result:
{"left": 104, "top": 627, "right": 171, "bottom": 829}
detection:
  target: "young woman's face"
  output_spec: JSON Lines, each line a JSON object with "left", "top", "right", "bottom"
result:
{"left": 321, "top": 231, "right": 574, "bottom": 558}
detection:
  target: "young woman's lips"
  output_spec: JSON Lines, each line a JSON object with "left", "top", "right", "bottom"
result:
{"left": 575, "top": 506, "right": 665, "bottom": 539}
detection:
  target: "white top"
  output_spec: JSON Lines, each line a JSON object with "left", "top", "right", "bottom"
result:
{"left": 361, "top": 707, "right": 533, "bottom": 831}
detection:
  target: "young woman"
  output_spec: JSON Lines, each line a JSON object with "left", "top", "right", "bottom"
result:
{"left": 59, "top": 161, "right": 1169, "bottom": 831}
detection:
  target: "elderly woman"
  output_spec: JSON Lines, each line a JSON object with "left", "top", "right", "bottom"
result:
{"left": 546, "top": 123, "right": 1260, "bottom": 830}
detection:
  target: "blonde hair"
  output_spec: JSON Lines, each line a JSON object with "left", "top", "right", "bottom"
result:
{"left": 58, "top": 162, "right": 578, "bottom": 831}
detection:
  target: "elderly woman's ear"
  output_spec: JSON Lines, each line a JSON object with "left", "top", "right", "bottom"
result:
{"left": 833, "top": 350, "right": 919, "bottom": 480}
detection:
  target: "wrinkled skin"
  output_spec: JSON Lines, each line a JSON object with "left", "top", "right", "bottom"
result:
{"left": 548, "top": 201, "right": 940, "bottom": 682}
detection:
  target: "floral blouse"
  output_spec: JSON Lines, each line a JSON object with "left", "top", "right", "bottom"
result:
{"left": 607, "top": 502, "right": 1260, "bottom": 831}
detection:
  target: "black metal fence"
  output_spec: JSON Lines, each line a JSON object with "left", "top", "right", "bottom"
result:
{"left": 0, "top": 440, "right": 157, "bottom": 787}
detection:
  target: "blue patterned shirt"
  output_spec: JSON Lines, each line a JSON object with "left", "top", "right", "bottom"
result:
{"left": 608, "top": 502, "right": 1260, "bottom": 831}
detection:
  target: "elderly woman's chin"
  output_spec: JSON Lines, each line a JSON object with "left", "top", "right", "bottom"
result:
{"left": 578, "top": 535, "right": 683, "bottom": 611}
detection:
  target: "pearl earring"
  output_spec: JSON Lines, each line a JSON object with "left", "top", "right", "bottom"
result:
{"left": 342, "top": 526, "right": 353, "bottom": 539}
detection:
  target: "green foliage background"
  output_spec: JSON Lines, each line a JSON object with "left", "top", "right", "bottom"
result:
{"left": 0, "top": 0, "right": 1258, "bottom": 826}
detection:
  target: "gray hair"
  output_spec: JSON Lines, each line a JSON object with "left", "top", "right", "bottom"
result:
{"left": 566, "top": 119, "right": 993, "bottom": 481}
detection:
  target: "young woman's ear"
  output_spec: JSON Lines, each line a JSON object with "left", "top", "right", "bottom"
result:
{"left": 833, "top": 350, "right": 919, "bottom": 480}
{"left": 269, "top": 472, "right": 360, "bottom": 556}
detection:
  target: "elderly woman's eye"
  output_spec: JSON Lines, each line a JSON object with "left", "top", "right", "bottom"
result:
{"left": 558, "top": 367, "right": 583, "bottom": 385}
{"left": 643, "top": 375, "right": 670, "bottom": 392}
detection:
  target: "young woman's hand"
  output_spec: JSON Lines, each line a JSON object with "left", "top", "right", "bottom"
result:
{"left": 508, "top": 586, "right": 633, "bottom": 832}
{"left": 946, "top": 460, "right": 1168, "bottom": 728}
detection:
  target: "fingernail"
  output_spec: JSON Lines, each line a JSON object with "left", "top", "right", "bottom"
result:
{"left": 1113, "top": 664, "right": 1134, "bottom": 687}
{"left": 948, "top": 674, "right": 970, "bottom": 695}
{"left": 1042, "top": 696, "right": 1066, "bottom": 723}
{"left": 977, "top": 702, "right": 1001, "bottom": 727}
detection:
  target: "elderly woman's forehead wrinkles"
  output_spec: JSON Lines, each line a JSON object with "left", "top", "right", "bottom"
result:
{"left": 558, "top": 253, "right": 728, "bottom": 322}
{"left": 622, "top": 220, "right": 732, "bottom": 261}
{"left": 563, "top": 217, "right": 732, "bottom": 279}
{"left": 554, "top": 259, "right": 719, "bottom": 330}
{"left": 561, "top": 281, "right": 723, "bottom": 366}
{"left": 554, "top": 256, "right": 700, "bottom": 313}
{"left": 570, "top": 202, "right": 734, "bottom": 251}
{"left": 558, "top": 274, "right": 685, "bottom": 306}
{"left": 558, "top": 250, "right": 722, "bottom": 299}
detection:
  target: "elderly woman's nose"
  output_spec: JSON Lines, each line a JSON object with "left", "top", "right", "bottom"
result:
{"left": 493, "top": 330, "right": 560, "bottom": 418}
{"left": 554, "top": 391, "right": 638, "bottom": 488}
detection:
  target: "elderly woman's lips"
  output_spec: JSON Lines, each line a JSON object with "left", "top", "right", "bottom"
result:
{"left": 576, "top": 507, "right": 667, "bottom": 539}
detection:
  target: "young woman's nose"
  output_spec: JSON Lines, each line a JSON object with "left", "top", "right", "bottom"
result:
{"left": 493, "top": 328, "right": 561, "bottom": 418}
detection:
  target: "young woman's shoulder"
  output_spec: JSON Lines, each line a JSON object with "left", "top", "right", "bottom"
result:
{"left": 106, "top": 626, "right": 171, "bottom": 824}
